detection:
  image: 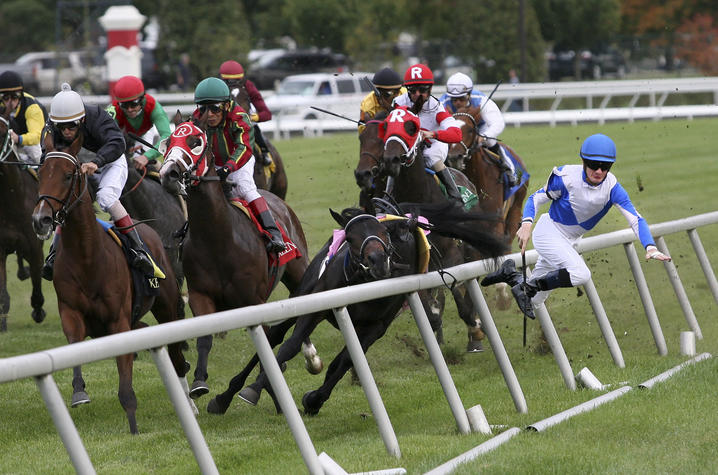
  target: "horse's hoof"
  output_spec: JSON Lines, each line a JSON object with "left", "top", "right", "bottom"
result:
{"left": 301, "top": 391, "right": 322, "bottom": 416}
{"left": 466, "top": 340, "right": 485, "bottom": 353}
{"left": 31, "top": 308, "right": 46, "bottom": 324}
{"left": 189, "top": 380, "right": 209, "bottom": 399}
{"left": 305, "top": 357, "right": 323, "bottom": 375}
{"left": 71, "top": 391, "right": 91, "bottom": 407}
{"left": 207, "top": 397, "right": 229, "bottom": 415}
{"left": 237, "top": 387, "right": 260, "bottom": 406}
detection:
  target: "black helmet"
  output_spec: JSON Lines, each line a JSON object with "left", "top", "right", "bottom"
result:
{"left": 0, "top": 71, "right": 23, "bottom": 94}
{"left": 372, "top": 68, "right": 402, "bottom": 89}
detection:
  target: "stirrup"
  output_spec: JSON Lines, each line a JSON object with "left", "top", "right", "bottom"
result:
{"left": 266, "top": 238, "right": 286, "bottom": 253}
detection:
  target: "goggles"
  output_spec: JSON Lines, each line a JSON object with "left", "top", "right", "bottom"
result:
{"left": 198, "top": 103, "right": 224, "bottom": 114}
{"left": 119, "top": 97, "right": 144, "bottom": 109}
{"left": 583, "top": 159, "right": 612, "bottom": 171}
{"left": 407, "top": 85, "right": 431, "bottom": 95}
{"left": 1, "top": 92, "right": 21, "bottom": 101}
{"left": 377, "top": 88, "right": 401, "bottom": 99}
{"left": 54, "top": 120, "right": 81, "bottom": 131}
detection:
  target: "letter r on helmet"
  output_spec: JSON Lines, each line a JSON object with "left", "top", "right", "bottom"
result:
{"left": 411, "top": 67, "right": 423, "bottom": 79}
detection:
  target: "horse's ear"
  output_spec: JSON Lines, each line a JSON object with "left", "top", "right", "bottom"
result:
{"left": 329, "top": 208, "right": 346, "bottom": 227}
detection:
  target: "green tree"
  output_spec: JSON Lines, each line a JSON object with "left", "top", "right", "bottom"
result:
{"left": 279, "top": 0, "right": 358, "bottom": 51}
{"left": 0, "top": 0, "right": 54, "bottom": 59}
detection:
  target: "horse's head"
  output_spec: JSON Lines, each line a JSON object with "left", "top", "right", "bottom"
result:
{"left": 0, "top": 100, "right": 14, "bottom": 162}
{"left": 447, "top": 107, "right": 480, "bottom": 170}
{"left": 330, "top": 208, "right": 393, "bottom": 280}
{"left": 354, "top": 112, "right": 388, "bottom": 191}
{"left": 159, "top": 121, "right": 210, "bottom": 194}
{"left": 381, "top": 107, "right": 421, "bottom": 178}
{"left": 32, "top": 130, "right": 85, "bottom": 239}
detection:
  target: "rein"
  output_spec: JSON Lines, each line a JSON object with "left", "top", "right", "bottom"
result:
{"left": 120, "top": 164, "right": 148, "bottom": 198}
{"left": 36, "top": 151, "right": 89, "bottom": 227}
{"left": 452, "top": 112, "right": 479, "bottom": 160}
{"left": 0, "top": 116, "right": 16, "bottom": 163}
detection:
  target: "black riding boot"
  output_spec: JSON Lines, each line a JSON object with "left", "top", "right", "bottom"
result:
{"left": 42, "top": 234, "right": 60, "bottom": 281}
{"left": 489, "top": 143, "right": 517, "bottom": 186}
{"left": 258, "top": 210, "right": 286, "bottom": 253}
{"left": 511, "top": 268, "right": 573, "bottom": 319}
{"left": 125, "top": 228, "right": 156, "bottom": 276}
{"left": 481, "top": 259, "right": 522, "bottom": 287}
{"left": 436, "top": 168, "right": 464, "bottom": 208}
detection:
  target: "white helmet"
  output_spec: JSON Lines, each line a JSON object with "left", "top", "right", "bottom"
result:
{"left": 49, "top": 83, "right": 85, "bottom": 123}
{"left": 446, "top": 72, "right": 473, "bottom": 98}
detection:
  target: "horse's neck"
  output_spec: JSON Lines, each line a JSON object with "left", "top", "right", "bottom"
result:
{"left": 61, "top": 195, "right": 103, "bottom": 261}
{"left": 186, "top": 182, "right": 244, "bottom": 243}
{"left": 395, "top": 159, "right": 435, "bottom": 203}
{"left": 468, "top": 149, "right": 501, "bottom": 207}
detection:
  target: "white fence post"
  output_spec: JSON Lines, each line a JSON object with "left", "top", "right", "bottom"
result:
{"left": 687, "top": 229, "right": 718, "bottom": 305}
{"left": 582, "top": 278, "right": 625, "bottom": 368}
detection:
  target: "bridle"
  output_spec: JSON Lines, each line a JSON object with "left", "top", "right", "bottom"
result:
{"left": 343, "top": 213, "right": 393, "bottom": 281}
{"left": 359, "top": 119, "right": 385, "bottom": 178}
{"left": 383, "top": 126, "right": 421, "bottom": 167}
{"left": 451, "top": 112, "right": 479, "bottom": 162}
{"left": 35, "top": 151, "right": 89, "bottom": 227}
{"left": 0, "top": 116, "right": 15, "bottom": 163}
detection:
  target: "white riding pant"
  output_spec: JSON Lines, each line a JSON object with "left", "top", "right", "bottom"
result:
{"left": 529, "top": 213, "right": 591, "bottom": 307}
{"left": 422, "top": 140, "right": 448, "bottom": 169}
{"left": 17, "top": 144, "right": 42, "bottom": 164}
{"left": 227, "top": 156, "right": 260, "bottom": 202}
{"left": 87, "top": 155, "right": 128, "bottom": 216}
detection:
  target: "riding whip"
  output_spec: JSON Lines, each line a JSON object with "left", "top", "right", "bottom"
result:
{"left": 522, "top": 251, "right": 527, "bottom": 347}
{"left": 127, "top": 132, "right": 161, "bottom": 153}
{"left": 309, "top": 106, "right": 363, "bottom": 125}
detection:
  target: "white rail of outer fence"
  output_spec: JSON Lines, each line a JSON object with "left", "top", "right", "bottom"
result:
{"left": 39, "top": 76, "right": 718, "bottom": 139}
{"left": 1, "top": 211, "right": 717, "bottom": 474}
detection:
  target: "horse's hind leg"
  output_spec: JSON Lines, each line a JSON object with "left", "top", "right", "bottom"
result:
{"left": 420, "top": 288, "right": 445, "bottom": 344}
{"left": 28, "top": 246, "right": 46, "bottom": 324}
{"left": 0, "top": 252, "right": 9, "bottom": 332}
{"left": 190, "top": 335, "right": 213, "bottom": 399}
{"left": 16, "top": 255, "right": 30, "bottom": 280}
{"left": 70, "top": 365, "right": 90, "bottom": 407}
{"left": 450, "top": 285, "right": 485, "bottom": 352}
{"left": 116, "top": 353, "right": 138, "bottom": 434}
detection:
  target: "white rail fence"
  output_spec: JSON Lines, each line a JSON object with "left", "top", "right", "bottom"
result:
{"left": 1, "top": 211, "right": 717, "bottom": 474}
{"left": 39, "top": 77, "right": 718, "bottom": 139}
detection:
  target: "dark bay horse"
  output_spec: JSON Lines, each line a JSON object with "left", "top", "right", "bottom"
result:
{"left": 31, "top": 131, "right": 189, "bottom": 434}
{"left": 234, "top": 87, "right": 288, "bottom": 200}
{"left": 159, "top": 121, "right": 317, "bottom": 400}
{"left": 381, "top": 107, "right": 508, "bottom": 351}
{"left": 207, "top": 201, "right": 506, "bottom": 416}
{"left": 447, "top": 107, "right": 529, "bottom": 239}
{"left": 354, "top": 113, "right": 388, "bottom": 214}
{"left": 0, "top": 103, "right": 46, "bottom": 332}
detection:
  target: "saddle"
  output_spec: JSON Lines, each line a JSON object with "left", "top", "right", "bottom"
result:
{"left": 427, "top": 168, "right": 479, "bottom": 210}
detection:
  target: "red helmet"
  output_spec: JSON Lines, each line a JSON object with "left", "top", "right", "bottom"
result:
{"left": 113, "top": 75, "right": 145, "bottom": 102}
{"left": 404, "top": 64, "right": 434, "bottom": 86}
{"left": 219, "top": 60, "right": 245, "bottom": 80}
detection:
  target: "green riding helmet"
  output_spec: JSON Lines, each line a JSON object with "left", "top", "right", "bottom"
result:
{"left": 194, "top": 77, "right": 230, "bottom": 104}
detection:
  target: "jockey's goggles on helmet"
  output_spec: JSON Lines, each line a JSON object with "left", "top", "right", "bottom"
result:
{"left": 198, "top": 103, "right": 224, "bottom": 114}
{"left": 119, "top": 96, "right": 144, "bottom": 109}
{"left": 407, "top": 85, "right": 431, "bottom": 95}
{"left": 583, "top": 159, "right": 612, "bottom": 172}
{"left": 2, "top": 92, "right": 21, "bottom": 101}
{"left": 377, "top": 88, "right": 401, "bottom": 99}
{"left": 53, "top": 120, "right": 81, "bottom": 131}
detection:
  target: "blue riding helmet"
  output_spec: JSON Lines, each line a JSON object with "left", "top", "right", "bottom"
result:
{"left": 580, "top": 133, "right": 616, "bottom": 162}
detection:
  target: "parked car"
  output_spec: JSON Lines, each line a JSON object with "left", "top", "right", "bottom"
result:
{"left": 264, "top": 72, "right": 373, "bottom": 122}
{"left": 248, "top": 49, "right": 352, "bottom": 90}
{"left": 0, "top": 61, "right": 40, "bottom": 94}
{"left": 13, "top": 50, "right": 107, "bottom": 95}
{"left": 547, "top": 48, "right": 627, "bottom": 81}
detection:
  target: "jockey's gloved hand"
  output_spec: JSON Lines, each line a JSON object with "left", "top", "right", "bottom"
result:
{"left": 217, "top": 166, "right": 231, "bottom": 180}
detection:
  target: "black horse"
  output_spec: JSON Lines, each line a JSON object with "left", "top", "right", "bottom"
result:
{"left": 0, "top": 101, "right": 46, "bottom": 332}
{"left": 207, "top": 201, "right": 506, "bottom": 416}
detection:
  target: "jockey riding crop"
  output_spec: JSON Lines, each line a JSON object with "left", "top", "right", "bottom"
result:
{"left": 309, "top": 106, "right": 363, "bottom": 125}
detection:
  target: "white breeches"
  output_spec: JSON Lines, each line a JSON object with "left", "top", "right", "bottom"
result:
{"left": 88, "top": 155, "right": 128, "bottom": 213}
{"left": 227, "top": 157, "right": 260, "bottom": 202}
{"left": 530, "top": 213, "right": 591, "bottom": 306}
{"left": 422, "top": 140, "right": 448, "bottom": 169}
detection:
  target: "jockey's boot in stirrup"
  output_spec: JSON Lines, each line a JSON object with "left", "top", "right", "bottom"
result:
{"left": 481, "top": 259, "right": 522, "bottom": 287}
{"left": 42, "top": 234, "right": 59, "bottom": 281}
{"left": 511, "top": 268, "right": 573, "bottom": 320}
{"left": 489, "top": 143, "right": 517, "bottom": 187}
{"left": 436, "top": 168, "right": 464, "bottom": 208}
{"left": 258, "top": 210, "right": 286, "bottom": 253}
{"left": 126, "top": 228, "right": 156, "bottom": 276}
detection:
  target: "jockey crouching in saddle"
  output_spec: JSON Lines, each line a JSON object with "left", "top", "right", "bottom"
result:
{"left": 0, "top": 70, "right": 47, "bottom": 164}
{"left": 393, "top": 63, "right": 464, "bottom": 207}
{"left": 106, "top": 75, "right": 172, "bottom": 172}
{"left": 218, "top": 60, "right": 274, "bottom": 167}
{"left": 42, "top": 83, "right": 157, "bottom": 280}
{"left": 191, "top": 77, "right": 285, "bottom": 253}
{"left": 440, "top": 72, "right": 517, "bottom": 186}
{"left": 358, "top": 67, "right": 406, "bottom": 131}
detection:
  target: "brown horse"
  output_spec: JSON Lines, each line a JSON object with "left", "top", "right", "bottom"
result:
{"left": 31, "top": 130, "right": 189, "bottom": 434}
{"left": 233, "top": 87, "right": 288, "bottom": 200}
{"left": 354, "top": 113, "right": 389, "bottom": 214}
{"left": 447, "top": 107, "right": 529, "bottom": 239}
{"left": 0, "top": 102, "right": 46, "bottom": 332}
{"left": 380, "top": 107, "right": 508, "bottom": 351}
{"left": 159, "top": 120, "right": 316, "bottom": 399}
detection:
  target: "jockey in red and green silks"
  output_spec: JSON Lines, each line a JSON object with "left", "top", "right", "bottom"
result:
{"left": 191, "top": 77, "right": 285, "bottom": 253}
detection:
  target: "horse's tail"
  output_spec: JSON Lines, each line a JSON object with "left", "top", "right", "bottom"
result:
{"left": 400, "top": 201, "right": 509, "bottom": 258}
